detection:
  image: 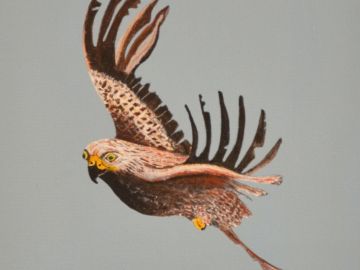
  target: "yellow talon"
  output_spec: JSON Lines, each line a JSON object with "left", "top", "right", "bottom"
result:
{"left": 192, "top": 217, "right": 206, "bottom": 231}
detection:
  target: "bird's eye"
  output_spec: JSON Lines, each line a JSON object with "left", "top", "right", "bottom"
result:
{"left": 104, "top": 153, "right": 118, "bottom": 163}
{"left": 82, "top": 150, "right": 89, "bottom": 160}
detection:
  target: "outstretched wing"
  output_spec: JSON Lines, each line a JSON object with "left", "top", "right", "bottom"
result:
{"left": 133, "top": 92, "right": 282, "bottom": 197}
{"left": 83, "top": 0, "right": 190, "bottom": 154}
{"left": 185, "top": 92, "right": 282, "bottom": 175}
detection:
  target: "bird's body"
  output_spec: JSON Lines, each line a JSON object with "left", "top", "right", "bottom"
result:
{"left": 101, "top": 171, "right": 249, "bottom": 228}
{"left": 81, "top": 1, "right": 283, "bottom": 270}
{"left": 87, "top": 138, "right": 256, "bottom": 227}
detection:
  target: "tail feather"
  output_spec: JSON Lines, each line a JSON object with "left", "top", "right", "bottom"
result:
{"left": 221, "top": 228, "right": 282, "bottom": 270}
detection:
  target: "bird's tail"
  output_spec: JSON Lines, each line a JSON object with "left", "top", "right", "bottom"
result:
{"left": 221, "top": 228, "right": 282, "bottom": 270}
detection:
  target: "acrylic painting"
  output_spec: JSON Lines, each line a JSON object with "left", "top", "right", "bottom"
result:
{"left": 82, "top": 1, "right": 282, "bottom": 269}
{"left": 4, "top": 0, "right": 359, "bottom": 270}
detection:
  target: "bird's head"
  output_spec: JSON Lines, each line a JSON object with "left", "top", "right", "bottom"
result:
{"left": 82, "top": 139, "right": 130, "bottom": 183}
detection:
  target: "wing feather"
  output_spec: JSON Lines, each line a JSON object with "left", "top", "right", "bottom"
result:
{"left": 83, "top": 0, "right": 190, "bottom": 154}
{"left": 185, "top": 92, "right": 282, "bottom": 175}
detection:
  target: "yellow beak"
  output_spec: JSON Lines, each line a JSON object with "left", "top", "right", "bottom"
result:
{"left": 88, "top": 155, "right": 108, "bottom": 170}
{"left": 87, "top": 155, "right": 116, "bottom": 183}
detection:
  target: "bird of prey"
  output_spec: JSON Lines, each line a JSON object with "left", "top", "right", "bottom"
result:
{"left": 82, "top": 1, "right": 283, "bottom": 270}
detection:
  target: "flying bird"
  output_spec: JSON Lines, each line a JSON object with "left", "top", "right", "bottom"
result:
{"left": 82, "top": 1, "right": 283, "bottom": 269}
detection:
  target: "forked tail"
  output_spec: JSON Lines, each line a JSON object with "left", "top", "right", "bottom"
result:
{"left": 221, "top": 228, "right": 282, "bottom": 270}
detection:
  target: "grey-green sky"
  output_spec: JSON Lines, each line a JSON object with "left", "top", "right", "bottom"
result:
{"left": 1, "top": 0, "right": 359, "bottom": 269}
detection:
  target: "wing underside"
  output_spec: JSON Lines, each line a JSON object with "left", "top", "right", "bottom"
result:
{"left": 83, "top": 0, "right": 190, "bottom": 154}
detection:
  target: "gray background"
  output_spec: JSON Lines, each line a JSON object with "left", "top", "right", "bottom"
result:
{"left": 1, "top": 0, "right": 359, "bottom": 269}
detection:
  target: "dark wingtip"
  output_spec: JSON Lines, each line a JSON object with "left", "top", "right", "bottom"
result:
{"left": 186, "top": 93, "right": 281, "bottom": 177}
{"left": 91, "top": 0, "right": 101, "bottom": 8}
{"left": 223, "top": 94, "right": 246, "bottom": 168}
{"left": 156, "top": 5, "right": 170, "bottom": 21}
{"left": 212, "top": 90, "right": 230, "bottom": 163}
{"left": 163, "top": 5, "right": 170, "bottom": 16}
{"left": 185, "top": 103, "right": 199, "bottom": 160}
{"left": 260, "top": 109, "right": 266, "bottom": 119}
{"left": 198, "top": 94, "right": 212, "bottom": 161}
{"left": 243, "top": 137, "right": 283, "bottom": 175}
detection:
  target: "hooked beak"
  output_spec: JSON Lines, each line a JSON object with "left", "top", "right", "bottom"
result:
{"left": 83, "top": 153, "right": 115, "bottom": 184}
{"left": 88, "top": 166, "right": 105, "bottom": 184}
{"left": 86, "top": 155, "right": 107, "bottom": 184}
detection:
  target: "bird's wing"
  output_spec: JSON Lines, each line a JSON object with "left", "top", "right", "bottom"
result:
{"left": 140, "top": 163, "right": 281, "bottom": 197}
{"left": 83, "top": 0, "right": 190, "bottom": 154}
{"left": 185, "top": 92, "right": 282, "bottom": 175}
{"left": 136, "top": 92, "right": 282, "bottom": 198}
{"left": 125, "top": 91, "right": 282, "bottom": 195}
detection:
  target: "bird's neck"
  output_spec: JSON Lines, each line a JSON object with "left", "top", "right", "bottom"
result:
{"left": 99, "top": 172, "right": 153, "bottom": 214}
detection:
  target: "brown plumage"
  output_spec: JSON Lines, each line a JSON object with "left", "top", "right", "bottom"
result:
{"left": 81, "top": 1, "right": 283, "bottom": 270}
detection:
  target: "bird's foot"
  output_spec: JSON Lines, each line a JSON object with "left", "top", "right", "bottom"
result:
{"left": 192, "top": 217, "right": 206, "bottom": 231}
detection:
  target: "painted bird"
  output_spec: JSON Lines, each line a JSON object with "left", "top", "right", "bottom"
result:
{"left": 82, "top": 1, "right": 283, "bottom": 270}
